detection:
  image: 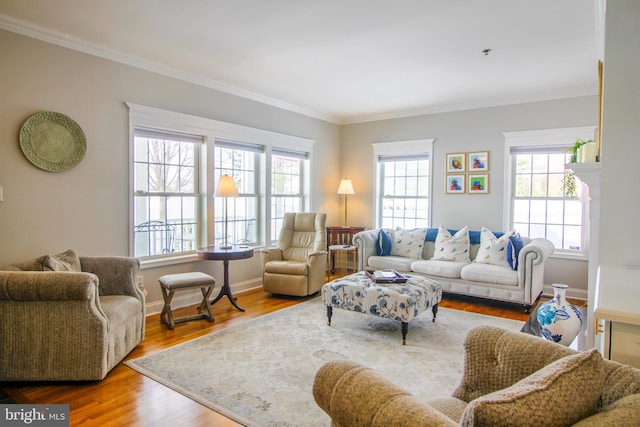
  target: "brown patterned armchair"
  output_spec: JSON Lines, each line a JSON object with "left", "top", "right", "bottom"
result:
{"left": 0, "top": 250, "right": 145, "bottom": 381}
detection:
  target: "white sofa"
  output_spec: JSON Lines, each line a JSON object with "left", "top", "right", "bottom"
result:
{"left": 353, "top": 228, "right": 555, "bottom": 312}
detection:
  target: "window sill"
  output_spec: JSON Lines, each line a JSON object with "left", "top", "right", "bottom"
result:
{"left": 550, "top": 252, "right": 589, "bottom": 262}
{"left": 139, "top": 252, "right": 201, "bottom": 269}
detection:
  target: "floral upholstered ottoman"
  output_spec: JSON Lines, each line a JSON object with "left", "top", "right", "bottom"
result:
{"left": 321, "top": 272, "right": 442, "bottom": 344}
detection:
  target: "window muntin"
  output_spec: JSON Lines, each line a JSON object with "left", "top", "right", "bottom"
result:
{"left": 378, "top": 155, "right": 430, "bottom": 229}
{"left": 133, "top": 130, "right": 202, "bottom": 257}
{"left": 511, "top": 149, "right": 584, "bottom": 252}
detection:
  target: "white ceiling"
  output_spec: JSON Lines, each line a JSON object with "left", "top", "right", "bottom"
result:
{"left": 0, "top": 0, "right": 599, "bottom": 124}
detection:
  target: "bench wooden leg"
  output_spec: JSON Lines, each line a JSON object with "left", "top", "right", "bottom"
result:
{"left": 432, "top": 304, "right": 438, "bottom": 322}
{"left": 401, "top": 322, "right": 408, "bottom": 345}
{"left": 326, "top": 306, "right": 333, "bottom": 326}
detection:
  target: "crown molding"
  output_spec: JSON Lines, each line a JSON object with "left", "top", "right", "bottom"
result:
{"left": 0, "top": 13, "right": 341, "bottom": 125}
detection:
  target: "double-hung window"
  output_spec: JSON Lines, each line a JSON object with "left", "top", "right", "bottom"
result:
{"left": 373, "top": 139, "right": 434, "bottom": 229}
{"left": 213, "top": 141, "right": 261, "bottom": 246}
{"left": 270, "top": 149, "right": 307, "bottom": 241}
{"left": 504, "top": 127, "right": 595, "bottom": 257}
{"left": 133, "top": 129, "right": 203, "bottom": 257}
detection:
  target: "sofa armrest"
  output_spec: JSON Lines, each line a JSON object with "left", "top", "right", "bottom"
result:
{"left": 354, "top": 229, "right": 381, "bottom": 271}
{"left": 451, "top": 325, "right": 575, "bottom": 403}
{"left": 80, "top": 256, "right": 142, "bottom": 299}
{"left": 260, "top": 247, "right": 283, "bottom": 264}
{"left": 519, "top": 238, "right": 555, "bottom": 267}
{"left": 313, "top": 361, "right": 458, "bottom": 427}
{"left": 0, "top": 271, "right": 99, "bottom": 301}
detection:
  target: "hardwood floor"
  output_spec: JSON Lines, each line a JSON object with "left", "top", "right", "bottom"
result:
{"left": 1, "top": 285, "right": 578, "bottom": 426}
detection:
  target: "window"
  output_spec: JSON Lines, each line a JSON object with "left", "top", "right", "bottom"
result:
{"left": 270, "top": 149, "right": 307, "bottom": 241}
{"left": 133, "top": 129, "right": 203, "bottom": 257}
{"left": 504, "top": 127, "right": 595, "bottom": 256}
{"left": 129, "top": 103, "right": 314, "bottom": 263}
{"left": 213, "top": 141, "right": 260, "bottom": 246}
{"left": 373, "top": 139, "right": 434, "bottom": 229}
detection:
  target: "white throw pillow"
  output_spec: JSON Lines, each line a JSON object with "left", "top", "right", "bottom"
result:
{"left": 389, "top": 227, "right": 427, "bottom": 259}
{"left": 431, "top": 226, "right": 470, "bottom": 262}
{"left": 474, "top": 227, "right": 514, "bottom": 268}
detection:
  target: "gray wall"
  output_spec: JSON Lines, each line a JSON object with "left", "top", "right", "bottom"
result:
{"left": 341, "top": 97, "right": 598, "bottom": 294}
{"left": 0, "top": 30, "right": 341, "bottom": 308}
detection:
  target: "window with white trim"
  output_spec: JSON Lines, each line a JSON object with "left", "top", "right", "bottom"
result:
{"left": 373, "top": 140, "right": 434, "bottom": 229}
{"left": 504, "top": 127, "right": 595, "bottom": 256}
{"left": 133, "top": 129, "right": 203, "bottom": 257}
{"left": 128, "top": 103, "right": 313, "bottom": 263}
{"left": 270, "top": 149, "right": 307, "bottom": 241}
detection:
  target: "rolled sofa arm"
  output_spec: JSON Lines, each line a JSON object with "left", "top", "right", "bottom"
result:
{"left": 519, "top": 238, "right": 555, "bottom": 267}
{"left": 0, "top": 271, "right": 99, "bottom": 301}
{"left": 80, "top": 256, "right": 141, "bottom": 298}
{"left": 353, "top": 229, "right": 380, "bottom": 271}
{"left": 313, "top": 360, "right": 457, "bottom": 427}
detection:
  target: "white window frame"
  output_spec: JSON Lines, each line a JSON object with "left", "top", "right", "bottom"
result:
{"left": 502, "top": 126, "right": 596, "bottom": 260}
{"left": 372, "top": 139, "right": 434, "bottom": 228}
{"left": 128, "top": 103, "right": 314, "bottom": 267}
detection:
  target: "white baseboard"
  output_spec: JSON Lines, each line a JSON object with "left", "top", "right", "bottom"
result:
{"left": 541, "top": 284, "right": 588, "bottom": 301}
{"left": 145, "top": 278, "right": 263, "bottom": 316}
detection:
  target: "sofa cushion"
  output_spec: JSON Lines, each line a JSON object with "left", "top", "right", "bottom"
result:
{"left": 411, "top": 260, "right": 467, "bottom": 279}
{"left": 432, "top": 226, "right": 470, "bottom": 262}
{"left": 460, "top": 263, "right": 519, "bottom": 286}
{"left": 572, "top": 394, "right": 640, "bottom": 426}
{"left": 474, "top": 227, "right": 513, "bottom": 268}
{"left": 368, "top": 255, "right": 416, "bottom": 272}
{"left": 507, "top": 232, "right": 525, "bottom": 270}
{"left": 461, "top": 349, "right": 605, "bottom": 427}
{"left": 390, "top": 227, "right": 427, "bottom": 259}
{"left": 44, "top": 249, "right": 82, "bottom": 272}
{"left": 376, "top": 229, "right": 392, "bottom": 256}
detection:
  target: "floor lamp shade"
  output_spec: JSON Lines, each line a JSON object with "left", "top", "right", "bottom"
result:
{"left": 215, "top": 175, "right": 239, "bottom": 249}
{"left": 337, "top": 179, "right": 355, "bottom": 226}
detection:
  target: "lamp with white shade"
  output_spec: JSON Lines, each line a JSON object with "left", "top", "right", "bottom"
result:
{"left": 337, "top": 179, "right": 355, "bottom": 227}
{"left": 215, "top": 175, "right": 239, "bottom": 249}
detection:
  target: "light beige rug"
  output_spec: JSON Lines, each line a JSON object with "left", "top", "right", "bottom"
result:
{"left": 126, "top": 297, "right": 523, "bottom": 426}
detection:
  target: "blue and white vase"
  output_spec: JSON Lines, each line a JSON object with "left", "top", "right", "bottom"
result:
{"left": 536, "top": 284, "right": 582, "bottom": 346}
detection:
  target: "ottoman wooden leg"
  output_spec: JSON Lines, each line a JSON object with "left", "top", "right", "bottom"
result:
{"left": 432, "top": 304, "right": 438, "bottom": 322}
{"left": 326, "top": 306, "right": 333, "bottom": 326}
{"left": 401, "top": 322, "right": 408, "bottom": 345}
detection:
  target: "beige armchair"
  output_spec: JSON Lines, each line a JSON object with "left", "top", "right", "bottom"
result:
{"left": 314, "top": 325, "right": 640, "bottom": 426}
{"left": 0, "top": 250, "right": 145, "bottom": 381}
{"left": 261, "top": 212, "right": 327, "bottom": 296}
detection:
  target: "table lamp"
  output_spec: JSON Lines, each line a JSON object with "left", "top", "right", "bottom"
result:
{"left": 337, "top": 179, "right": 355, "bottom": 227}
{"left": 215, "top": 175, "right": 239, "bottom": 249}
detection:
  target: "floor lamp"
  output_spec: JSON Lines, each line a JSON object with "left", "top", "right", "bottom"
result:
{"left": 216, "top": 175, "right": 239, "bottom": 249}
{"left": 337, "top": 179, "right": 355, "bottom": 227}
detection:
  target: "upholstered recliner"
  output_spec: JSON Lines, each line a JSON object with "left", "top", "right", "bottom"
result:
{"left": 261, "top": 212, "right": 328, "bottom": 296}
{"left": 0, "top": 250, "right": 145, "bottom": 381}
{"left": 314, "top": 325, "right": 640, "bottom": 426}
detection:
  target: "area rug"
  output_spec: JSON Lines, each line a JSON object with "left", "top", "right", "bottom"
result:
{"left": 126, "top": 298, "right": 523, "bottom": 426}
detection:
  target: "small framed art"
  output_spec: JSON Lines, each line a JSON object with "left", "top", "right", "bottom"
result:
{"left": 446, "top": 153, "right": 466, "bottom": 173}
{"left": 468, "top": 151, "right": 489, "bottom": 171}
{"left": 446, "top": 175, "right": 465, "bottom": 194}
{"left": 468, "top": 174, "right": 489, "bottom": 193}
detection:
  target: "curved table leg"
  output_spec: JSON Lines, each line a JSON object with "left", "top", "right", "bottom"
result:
{"left": 211, "top": 258, "right": 245, "bottom": 312}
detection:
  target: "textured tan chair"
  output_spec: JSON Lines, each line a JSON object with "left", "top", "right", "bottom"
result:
{"left": 261, "top": 212, "right": 328, "bottom": 296}
{"left": 314, "top": 325, "right": 640, "bottom": 426}
{"left": 0, "top": 250, "right": 145, "bottom": 381}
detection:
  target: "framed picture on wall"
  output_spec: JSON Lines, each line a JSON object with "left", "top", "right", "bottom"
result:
{"left": 468, "top": 151, "right": 489, "bottom": 171}
{"left": 446, "top": 153, "right": 466, "bottom": 173}
{"left": 468, "top": 174, "right": 489, "bottom": 194}
{"left": 446, "top": 174, "right": 465, "bottom": 194}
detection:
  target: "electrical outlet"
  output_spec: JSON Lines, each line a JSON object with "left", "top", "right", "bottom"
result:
{"left": 0, "top": 186, "right": 3, "bottom": 202}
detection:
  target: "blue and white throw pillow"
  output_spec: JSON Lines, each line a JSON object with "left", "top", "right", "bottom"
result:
{"left": 376, "top": 229, "right": 393, "bottom": 256}
{"left": 389, "top": 227, "right": 427, "bottom": 259}
{"left": 431, "top": 225, "right": 470, "bottom": 262}
{"left": 475, "top": 227, "right": 515, "bottom": 268}
{"left": 507, "top": 231, "right": 524, "bottom": 270}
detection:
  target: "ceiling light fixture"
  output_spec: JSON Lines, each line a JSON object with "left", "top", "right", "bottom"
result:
{"left": 482, "top": 48, "right": 492, "bottom": 56}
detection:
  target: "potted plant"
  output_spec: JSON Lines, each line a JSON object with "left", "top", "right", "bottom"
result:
{"left": 566, "top": 138, "right": 594, "bottom": 163}
{"left": 562, "top": 138, "right": 593, "bottom": 198}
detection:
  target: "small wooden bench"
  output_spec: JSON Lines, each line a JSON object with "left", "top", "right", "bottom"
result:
{"left": 159, "top": 272, "right": 216, "bottom": 330}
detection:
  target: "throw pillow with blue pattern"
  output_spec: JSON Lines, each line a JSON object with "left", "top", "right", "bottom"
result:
{"left": 475, "top": 227, "right": 516, "bottom": 268}
{"left": 431, "top": 225, "right": 470, "bottom": 262}
{"left": 389, "top": 227, "right": 427, "bottom": 259}
{"left": 507, "top": 231, "right": 524, "bottom": 270}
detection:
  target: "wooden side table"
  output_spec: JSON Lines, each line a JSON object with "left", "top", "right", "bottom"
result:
{"left": 326, "top": 226, "right": 366, "bottom": 275}
{"left": 197, "top": 245, "right": 254, "bottom": 312}
{"left": 327, "top": 245, "right": 357, "bottom": 280}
